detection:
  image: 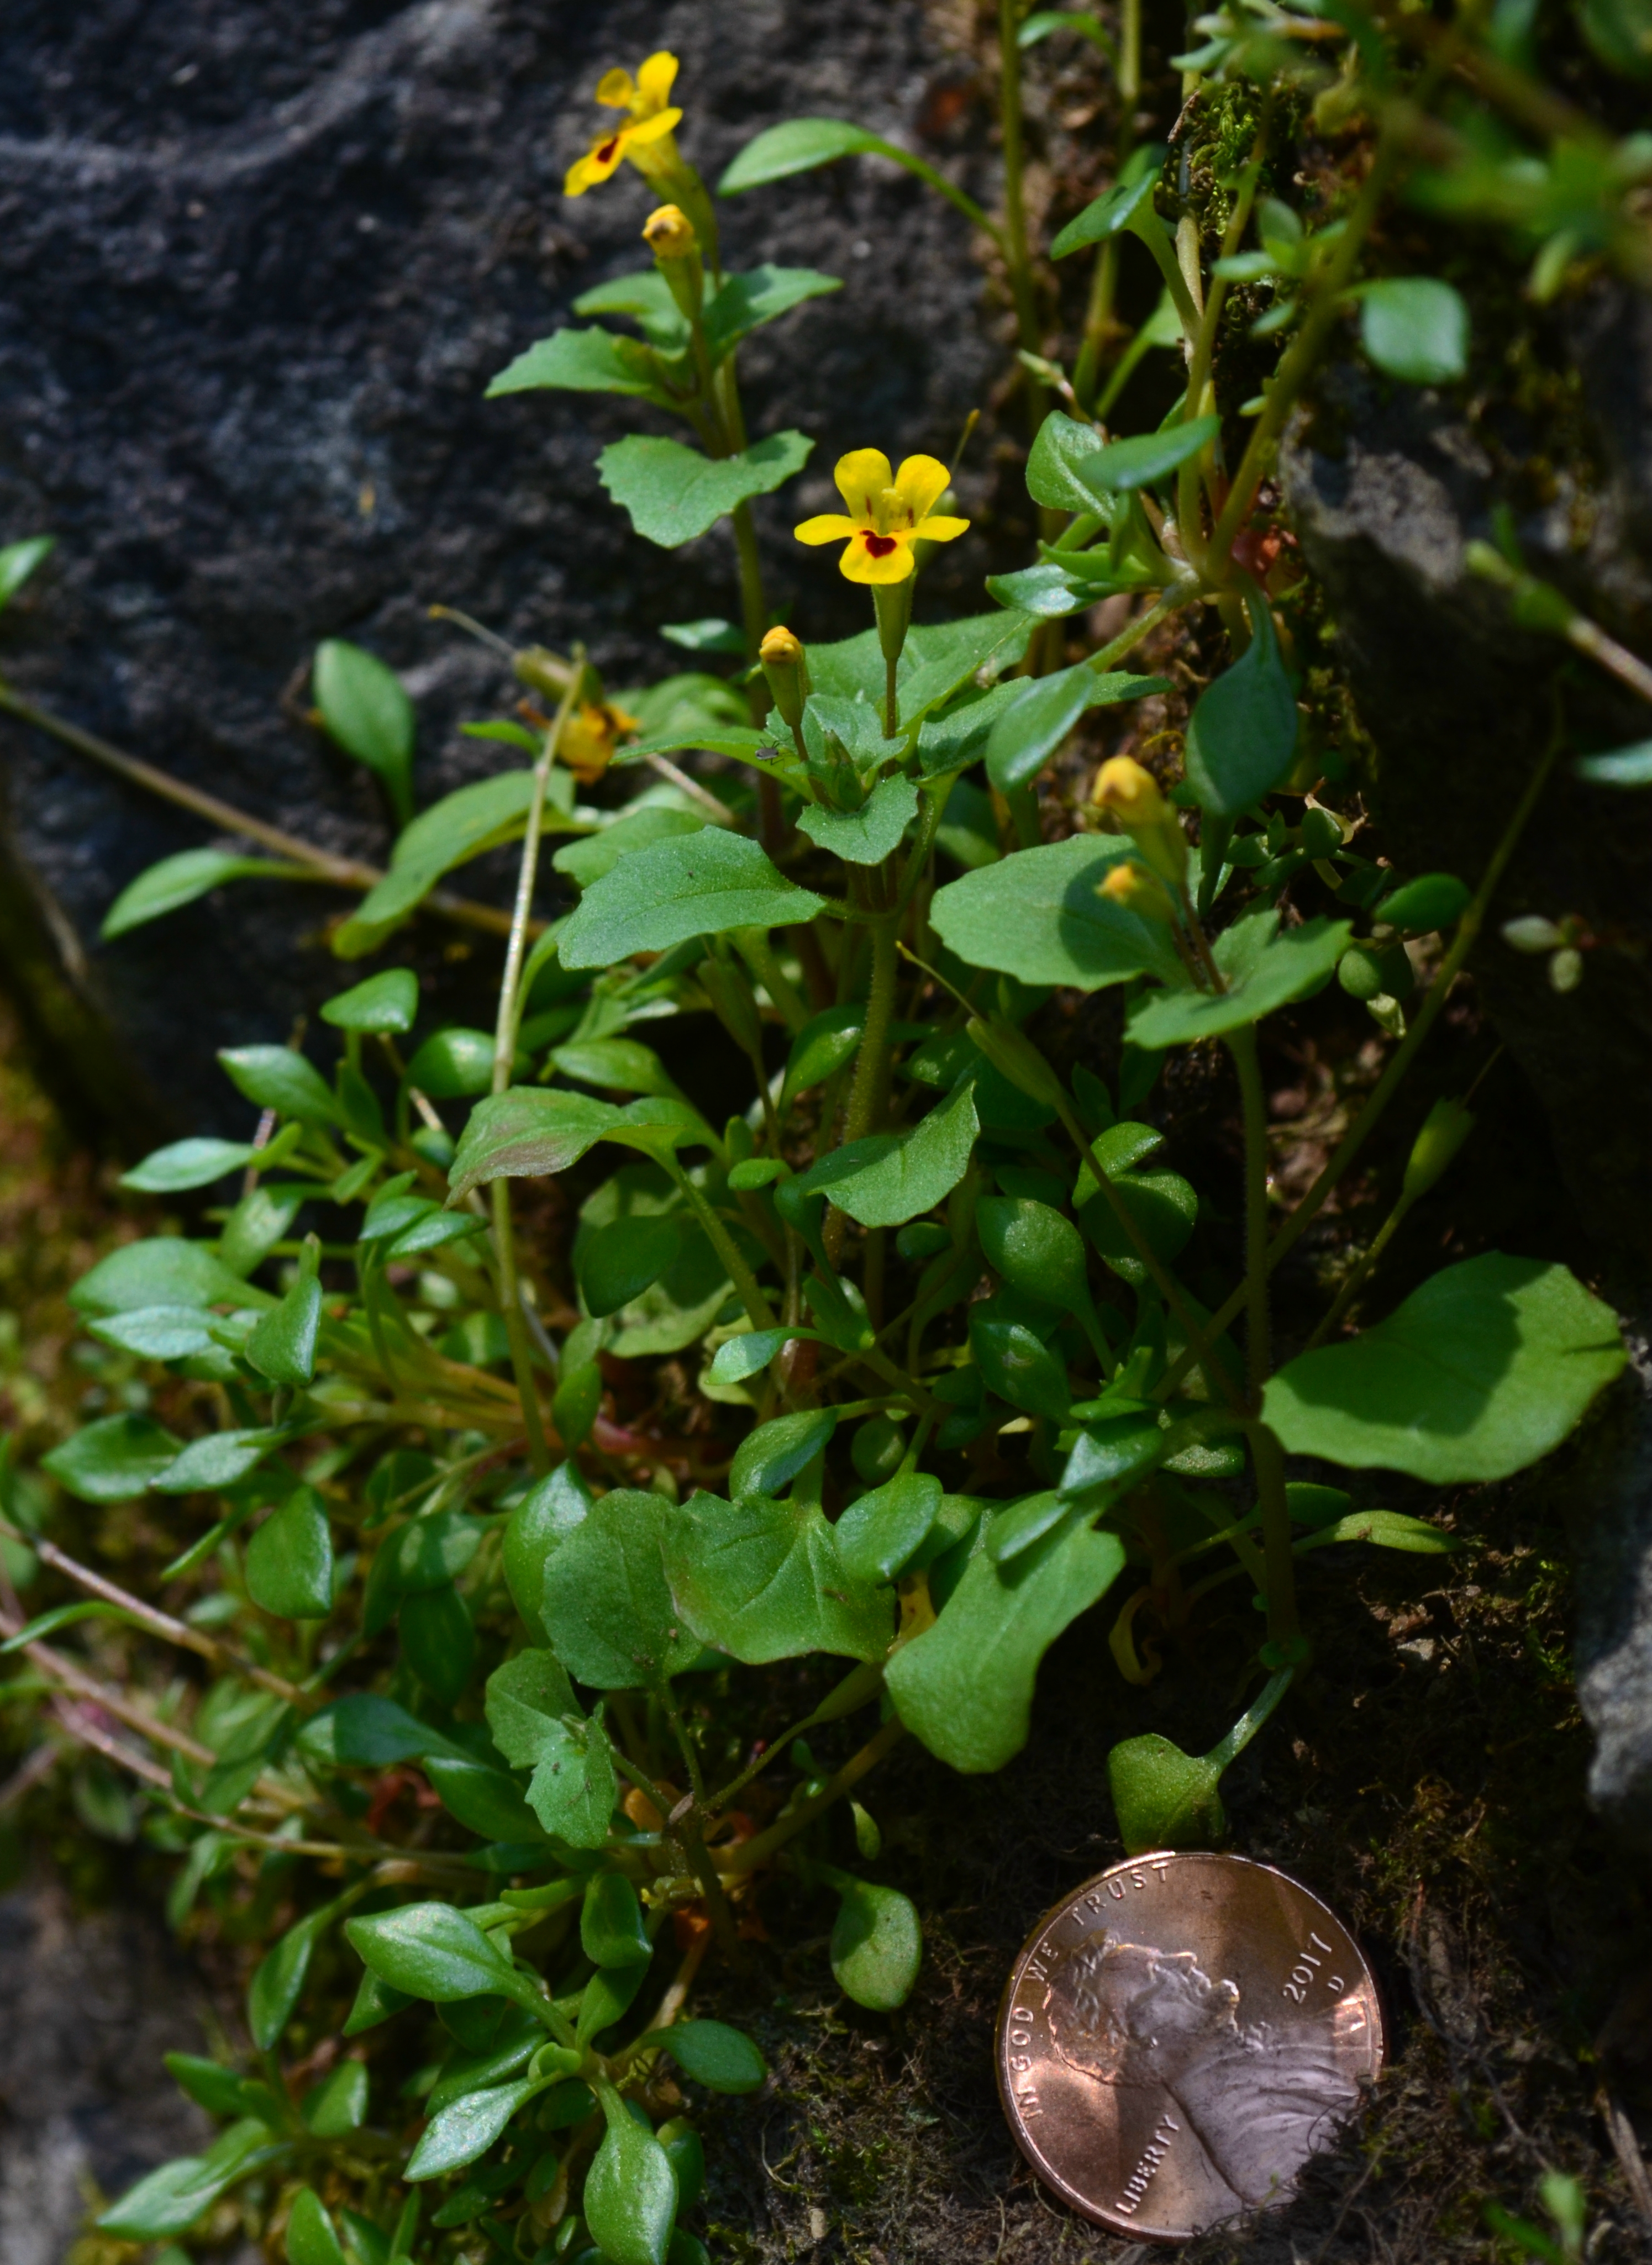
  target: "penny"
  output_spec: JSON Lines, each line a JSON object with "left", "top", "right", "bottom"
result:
{"left": 996, "top": 1852, "right": 1383, "bottom": 2242}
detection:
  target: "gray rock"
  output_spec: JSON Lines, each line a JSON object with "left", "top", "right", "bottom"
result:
{"left": 1281, "top": 297, "right": 1652, "bottom": 1840}
{"left": 0, "top": 1871, "right": 212, "bottom": 2265}
{"left": 0, "top": 0, "right": 996, "bottom": 1132}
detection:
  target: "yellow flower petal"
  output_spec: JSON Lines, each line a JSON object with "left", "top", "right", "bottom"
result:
{"left": 833, "top": 449, "right": 893, "bottom": 524}
{"left": 635, "top": 51, "right": 680, "bottom": 112}
{"left": 624, "top": 108, "right": 681, "bottom": 148}
{"left": 794, "top": 513, "right": 860, "bottom": 545}
{"left": 912, "top": 513, "right": 970, "bottom": 544}
{"left": 565, "top": 129, "right": 628, "bottom": 196}
{"left": 595, "top": 68, "right": 635, "bottom": 108}
{"left": 839, "top": 530, "right": 916, "bottom": 585}
{"left": 893, "top": 454, "right": 952, "bottom": 526}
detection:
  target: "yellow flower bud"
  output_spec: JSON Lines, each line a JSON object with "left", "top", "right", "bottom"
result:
{"left": 642, "top": 203, "right": 697, "bottom": 259}
{"left": 1097, "top": 860, "right": 1177, "bottom": 925}
{"left": 1092, "top": 756, "right": 1167, "bottom": 829}
{"left": 1091, "top": 756, "right": 1187, "bottom": 889}
{"left": 759, "top": 623, "right": 811, "bottom": 730}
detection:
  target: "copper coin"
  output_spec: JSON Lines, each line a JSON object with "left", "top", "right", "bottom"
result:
{"left": 996, "top": 1852, "right": 1383, "bottom": 2242}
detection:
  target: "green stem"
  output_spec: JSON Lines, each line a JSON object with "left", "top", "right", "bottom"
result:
{"left": 1202, "top": 1663, "right": 1295, "bottom": 1771}
{"left": 1207, "top": 130, "right": 1401, "bottom": 577}
{"left": 1085, "top": 581, "right": 1203, "bottom": 678}
{"left": 1300, "top": 1194, "right": 1414, "bottom": 1353}
{"left": 1248, "top": 1420, "right": 1299, "bottom": 1647}
{"left": 840, "top": 913, "right": 899, "bottom": 1151}
{"left": 998, "top": 0, "right": 1044, "bottom": 430}
{"left": 730, "top": 501, "right": 785, "bottom": 854}
{"left": 1159, "top": 724, "right": 1562, "bottom": 1398}
{"left": 723, "top": 1716, "right": 907, "bottom": 1874}
{"left": 0, "top": 681, "right": 520, "bottom": 942}
{"left": 489, "top": 669, "right": 580, "bottom": 1476}
{"left": 670, "top": 1166, "right": 777, "bottom": 1332}
{"left": 1225, "top": 1024, "right": 1271, "bottom": 1405}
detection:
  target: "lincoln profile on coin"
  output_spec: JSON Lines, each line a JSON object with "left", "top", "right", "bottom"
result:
{"left": 1044, "top": 1932, "right": 1362, "bottom": 2210}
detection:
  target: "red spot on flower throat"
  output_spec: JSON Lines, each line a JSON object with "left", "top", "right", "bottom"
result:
{"left": 596, "top": 135, "right": 622, "bottom": 162}
{"left": 862, "top": 533, "right": 898, "bottom": 558}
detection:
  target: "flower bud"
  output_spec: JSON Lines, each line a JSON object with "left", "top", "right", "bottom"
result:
{"left": 643, "top": 203, "right": 697, "bottom": 259}
{"left": 643, "top": 203, "right": 703, "bottom": 319}
{"left": 1402, "top": 1098, "right": 1475, "bottom": 1202}
{"left": 759, "top": 623, "right": 811, "bottom": 729}
{"left": 1097, "top": 860, "right": 1177, "bottom": 925}
{"left": 1092, "top": 756, "right": 1167, "bottom": 829}
{"left": 965, "top": 1016, "right": 1065, "bottom": 1109}
{"left": 1549, "top": 945, "right": 1584, "bottom": 993}
{"left": 1091, "top": 756, "right": 1187, "bottom": 888}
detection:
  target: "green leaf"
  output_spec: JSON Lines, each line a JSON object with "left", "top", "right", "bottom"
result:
{"left": 424, "top": 1755, "right": 545, "bottom": 1844}
{"left": 718, "top": 117, "right": 884, "bottom": 192}
{"left": 702, "top": 266, "right": 842, "bottom": 361}
{"left": 1360, "top": 277, "right": 1469, "bottom": 384}
{"left": 1264, "top": 1252, "right": 1626, "bottom": 1482}
{"left": 0, "top": 533, "right": 54, "bottom": 609}
{"left": 1296, "top": 1509, "right": 1458, "bottom": 1554}
{"left": 553, "top": 1038, "right": 679, "bottom": 1098}
{"left": 835, "top": 1471, "right": 943, "bottom": 1584}
{"left": 502, "top": 1469, "right": 592, "bottom": 1642}
{"left": 585, "top": 2093, "right": 678, "bottom": 2265}
{"left": 646, "top": 2019, "right": 767, "bottom": 2094}
{"left": 448, "top": 1089, "right": 623, "bottom": 1201}
{"left": 313, "top": 641, "right": 414, "bottom": 825}
{"left": 575, "top": 269, "right": 690, "bottom": 347}
{"left": 154, "top": 1426, "right": 279, "bottom": 1495}
{"left": 930, "top": 834, "right": 1186, "bottom": 991}
{"left": 798, "top": 1076, "right": 978, "bottom": 1229}
{"left": 98, "top": 2126, "right": 269, "bottom": 2240}
{"left": 287, "top": 2189, "right": 350, "bottom": 2265}
{"left": 391, "top": 771, "right": 540, "bottom": 878}
{"left": 302, "top": 2061, "right": 369, "bottom": 2137}
{"left": 1576, "top": 739, "right": 1652, "bottom": 787}
{"left": 795, "top": 776, "right": 919, "bottom": 863}
{"left": 578, "top": 1214, "right": 684, "bottom": 1319}
{"left": 665, "top": 1491, "right": 894, "bottom": 1663}
{"left": 1127, "top": 908, "right": 1351, "bottom": 1047}
{"left": 120, "top": 1136, "right": 265, "bottom": 1193}
{"left": 320, "top": 968, "right": 419, "bottom": 1033}
{"left": 101, "top": 849, "right": 308, "bottom": 940}
{"left": 597, "top": 431, "right": 814, "bottom": 549}
{"left": 70, "top": 1236, "right": 275, "bottom": 1317}
{"left": 541, "top": 1489, "right": 694, "bottom": 1688}
{"left": 554, "top": 808, "right": 706, "bottom": 887}
{"left": 985, "top": 667, "right": 1171, "bottom": 793}
{"left": 297, "top": 1693, "right": 470, "bottom": 1771}
{"left": 245, "top": 1489, "right": 333, "bottom": 1618}
{"left": 976, "top": 1197, "right": 1090, "bottom": 1315}
{"left": 582, "top": 1873, "right": 653, "bottom": 1968}
{"left": 1027, "top": 410, "right": 1112, "bottom": 514}
{"left": 343, "top": 1968, "right": 412, "bottom": 2036}
{"left": 43, "top": 1414, "right": 183, "bottom": 1502}
{"left": 782, "top": 1005, "right": 864, "bottom": 1103}
{"left": 829, "top": 1877, "right": 922, "bottom": 2010}
{"left": 405, "top": 1027, "right": 497, "bottom": 1100}
{"left": 400, "top": 1582, "right": 476, "bottom": 1705}
{"left": 486, "top": 327, "right": 664, "bottom": 399}
{"left": 1075, "top": 1164, "right": 1198, "bottom": 1287}
{"left": 886, "top": 1505, "right": 1125, "bottom": 1770}
{"left": 729, "top": 1408, "right": 839, "bottom": 1498}
{"left": 970, "top": 1311, "right": 1072, "bottom": 1422}
{"left": 250, "top": 1901, "right": 339, "bottom": 2051}
{"left": 984, "top": 561, "right": 1095, "bottom": 621}
{"left": 218, "top": 1045, "right": 339, "bottom": 1127}
{"left": 1049, "top": 171, "right": 1159, "bottom": 256}
{"left": 86, "top": 1306, "right": 217, "bottom": 1361}
{"left": 246, "top": 1272, "right": 323, "bottom": 1388}
{"left": 1182, "top": 590, "right": 1299, "bottom": 818}
{"left": 706, "top": 1327, "right": 790, "bottom": 1383}
{"left": 1107, "top": 1734, "right": 1226, "bottom": 1852}
{"left": 558, "top": 832, "right": 824, "bottom": 971}
{"left": 345, "top": 1903, "right": 519, "bottom": 2005}
{"left": 1376, "top": 872, "right": 1472, "bottom": 930}
{"left": 1078, "top": 415, "right": 1219, "bottom": 494}
{"left": 164, "top": 2053, "right": 278, "bottom": 2124}
{"left": 424, "top": 2006, "right": 546, "bottom": 2114}
{"left": 407, "top": 2077, "right": 542, "bottom": 2180}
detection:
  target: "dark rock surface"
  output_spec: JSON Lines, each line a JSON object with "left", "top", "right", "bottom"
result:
{"left": 1281, "top": 298, "right": 1652, "bottom": 1840}
{"left": 0, "top": 0, "right": 996, "bottom": 1135}
{"left": 0, "top": 1869, "right": 215, "bottom": 2265}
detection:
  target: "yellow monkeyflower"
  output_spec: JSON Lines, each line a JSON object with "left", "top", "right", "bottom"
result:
{"left": 795, "top": 450, "right": 969, "bottom": 586}
{"left": 561, "top": 698, "right": 640, "bottom": 787}
{"left": 564, "top": 52, "right": 682, "bottom": 198}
